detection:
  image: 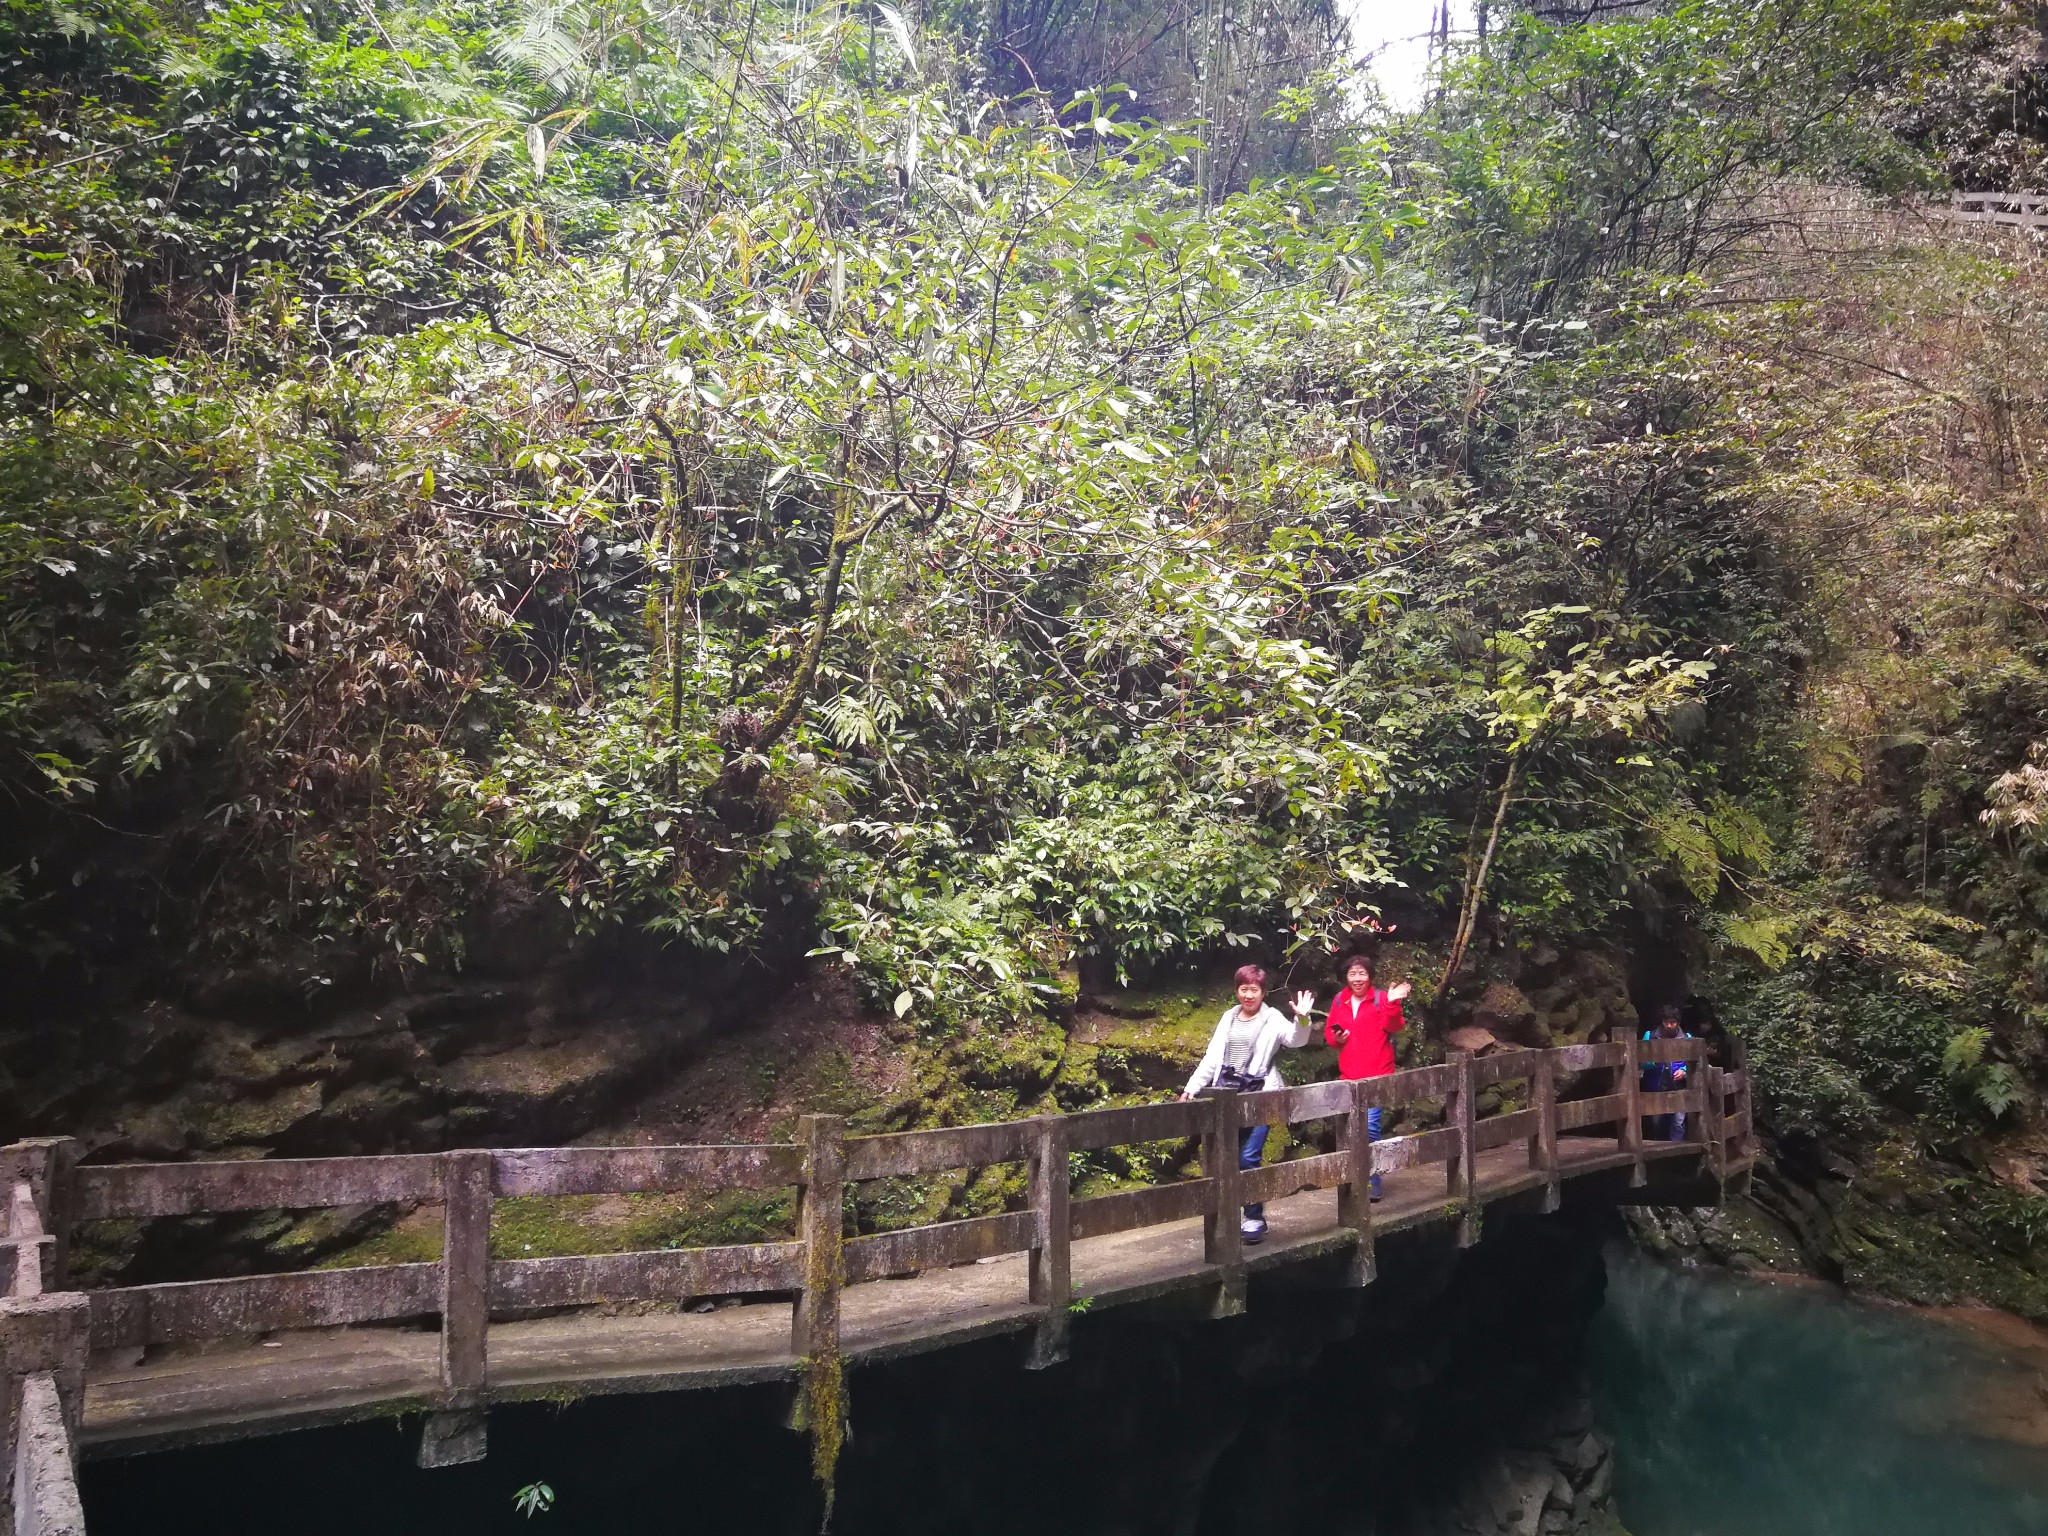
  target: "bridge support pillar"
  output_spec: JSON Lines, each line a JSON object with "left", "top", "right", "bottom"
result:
{"left": 1026, "top": 1116, "right": 1071, "bottom": 1368}
{"left": 418, "top": 1408, "right": 488, "bottom": 1469}
{"left": 1198, "top": 1090, "right": 1245, "bottom": 1318}
{"left": 1336, "top": 1080, "right": 1376, "bottom": 1286}
{"left": 790, "top": 1115, "right": 847, "bottom": 1478}
{"left": 421, "top": 1147, "right": 493, "bottom": 1468}
{"left": 1621, "top": 1036, "right": 1646, "bottom": 1187}
{"left": 1530, "top": 1053, "right": 1561, "bottom": 1214}
{"left": 1447, "top": 1053, "right": 1478, "bottom": 1247}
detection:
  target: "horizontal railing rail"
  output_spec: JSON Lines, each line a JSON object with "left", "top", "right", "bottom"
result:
{"left": 4, "top": 1039, "right": 1756, "bottom": 1495}
{"left": 1945, "top": 191, "right": 2048, "bottom": 229}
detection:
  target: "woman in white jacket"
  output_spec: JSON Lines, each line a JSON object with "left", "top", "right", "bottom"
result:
{"left": 1178, "top": 964, "right": 1316, "bottom": 1244}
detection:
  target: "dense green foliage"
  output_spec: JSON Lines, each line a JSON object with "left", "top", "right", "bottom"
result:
{"left": 13, "top": 0, "right": 2048, "bottom": 1211}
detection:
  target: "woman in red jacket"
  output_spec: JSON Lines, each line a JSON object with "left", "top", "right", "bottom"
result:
{"left": 1324, "top": 955, "right": 1412, "bottom": 1200}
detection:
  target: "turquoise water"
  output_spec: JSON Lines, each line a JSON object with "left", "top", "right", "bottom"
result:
{"left": 1591, "top": 1249, "right": 2048, "bottom": 1536}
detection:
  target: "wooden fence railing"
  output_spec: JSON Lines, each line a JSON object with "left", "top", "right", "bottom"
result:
{"left": 1, "top": 1041, "right": 1755, "bottom": 1495}
{"left": 2, "top": 1140, "right": 88, "bottom": 1536}
{"left": 1942, "top": 191, "right": 2048, "bottom": 231}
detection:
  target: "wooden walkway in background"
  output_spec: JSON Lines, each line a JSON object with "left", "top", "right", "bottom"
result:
{"left": 4, "top": 1040, "right": 1756, "bottom": 1535}
{"left": 1943, "top": 191, "right": 2048, "bottom": 231}
{"left": 79, "top": 1137, "right": 1707, "bottom": 1455}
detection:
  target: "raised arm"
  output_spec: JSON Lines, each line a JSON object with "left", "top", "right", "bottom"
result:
{"left": 1278, "top": 991, "right": 1316, "bottom": 1050}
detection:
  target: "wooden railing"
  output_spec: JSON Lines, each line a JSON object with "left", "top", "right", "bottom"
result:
{"left": 2, "top": 1141, "right": 88, "bottom": 1536}
{"left": 1, "top": 1040, "right": 1755, "bottom": 1496}
{"left": 1943, "top": 191, "right": 2048, "bottom": 231}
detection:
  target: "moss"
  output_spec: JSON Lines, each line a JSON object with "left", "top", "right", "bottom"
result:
{"left": 1729, "top": 1132, "right": 2048, "bottom": 1319}
{"left": 268, "top": 1203, "right": 420, "bottom": 1264}
{"left": 484, "top": 1189, "right": 797, "bottom": 1261}
{"left": 182, "top": 1081, "right": 324, "bottom": 1147}
{"left": 319, "top": 1079, "right": 426, "bottom": 1126}
{"left": 795, "top": 1208, "right": 848, "bottom": 1515}
{"left": 1094, "top": 980, "right": 1232, "bottom": 1048}
{"left": 319, "top": 1213, "right": 444, "bottom": 1268}
{"left": 192, "top": 1030, "right": 335, "bottom": 1091}
{"left": 1824, "top": 1163, "right": 2048, "bottom": 1319}
{"left": 65, "top": 1218, "right": 143, "bottom": 1286}
{"left": 313, "top": 1186, "right": 798, "bottom": 1270}
{"left": 801, "top": 1343, "right": 845, "bottom": 1512}
{"left": 790, "top": 1044, "right": 884, "bottom": 1122}
{"left": 1444, "top": 1196, "right": 1482, "bottom": 1243}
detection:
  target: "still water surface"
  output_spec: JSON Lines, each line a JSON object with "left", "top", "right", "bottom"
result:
{"left": 1591, "top": 1248, "right": 2048, "bottom": 1536}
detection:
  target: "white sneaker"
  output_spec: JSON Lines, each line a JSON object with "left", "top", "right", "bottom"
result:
{"left": 1240, "top": 1215, "right": 1267, "bottom": 1244}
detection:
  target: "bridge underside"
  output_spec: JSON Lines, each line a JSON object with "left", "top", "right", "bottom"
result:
{"left": 79, "top": 1136, "right": 1720, "bottom": 1462}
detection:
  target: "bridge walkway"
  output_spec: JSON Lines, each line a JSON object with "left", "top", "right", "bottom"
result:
{"left": 4, "top": 1039, "right": 1756, "bottom": 1534}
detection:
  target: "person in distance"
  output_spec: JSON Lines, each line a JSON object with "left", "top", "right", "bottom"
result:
{"left": 1179, "top": 964, "right": 1314, "bottom": 1246}
{"left": 1324, "top": 955, "right": 1412, "bottom": 1202}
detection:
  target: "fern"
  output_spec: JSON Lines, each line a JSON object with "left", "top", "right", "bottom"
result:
{"left": 819, "top": 693, "right": 878, "bottom": 748}
{"left": 490, "top": 1, "right": 590, "bottom": 99}
{"left": 1975, "top": 1064, "right": 2025, "bottom": 1120}
{"left": 1941, "top": 1025, "right": 1990, "bottom": 1076}
{"left": 1943, "top": 1028, "right": 2025, "bottom": 1122}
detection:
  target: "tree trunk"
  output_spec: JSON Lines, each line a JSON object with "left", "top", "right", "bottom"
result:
{"left": 1435, "top": 752, "right": 1524, "bottom": 1008}
{"left": 716, "top": 482, "right": 879, "bottom": 801}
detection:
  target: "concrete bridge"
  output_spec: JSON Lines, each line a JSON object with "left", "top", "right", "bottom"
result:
{"left": 2, "top": 1038, "right": 1755, "bottom": 1535}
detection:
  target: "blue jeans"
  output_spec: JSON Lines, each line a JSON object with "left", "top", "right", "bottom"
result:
{"left": 1239, "top": 1123, "right": 1270, "bottom": 1220}
{"left": 1242, "top": 1110, "right": 1384, "bottom": 1219}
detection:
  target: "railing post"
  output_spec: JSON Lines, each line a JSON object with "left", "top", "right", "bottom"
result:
{"left": 421, "top": 1147, "right": 492, "bottom": 1468}
{"left": 1198, "top": 1088, "right": 1245, "bottom": 1317}
{"left": 2, "top": 1293, "right": 88, "bottom": 1530}
{"left": 1026, "top": 1114, "right": 1071, "bottom": 1368}
{"left": 1530, "top": 1051, "right": 1560, "bottom": 1214}
{"left": 1683, "top": 1041, "right": 1710, "bottom": 1147}
{"left": 1447, "top": 1051, "right": 1477, "bottom": 1246}
{"left": 6, "top": 1141, "right": 78, "bottom": 1292}
{"left": 791, "top": 1114, "right": 847, "bottom": 1480}
{"left": 1336, "top": 1078, "right": 1376, "bottom": 1286}
{"left": 2, "top": 1140, "right": 89, "bottom": 1536}
{"left": 7, "top": 1179, "right": 43, "bottom": 1300}
{"left": 1703, "top": 1064, "right": 1727, "bottom": 1188}
{"left": 1731, "top": 1072, "right": 1756, "bottom": 1195}
{"left": 16, "top": 1368, "right": 90, "bottom": 1536}
{"left": 1620, "top": 1032, "right": 1646, "bottom": 1186}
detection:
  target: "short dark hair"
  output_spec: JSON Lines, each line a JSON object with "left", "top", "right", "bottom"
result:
{"left": 1341, "top": 954, "right": 1374, "bottom": 978}
{"left": 1658, "top": 1002, "right": 1682, "bottom": 1022}
{"left": 1233, "top": 964, "right": 1268, "bottom": 989}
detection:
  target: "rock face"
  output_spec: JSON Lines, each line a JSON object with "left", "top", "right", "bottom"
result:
{"left": 4, "top": 933, "right": 909, "bottom": 1282}
{"left": 5, "top": 937, "right": 1658, "bottom": 1291}
{"left": 9, "top": 935, "right": 1647, "bottom": 1164}
{"left": 10, "top": 960, "right": 723, "bottom": 1163}
{"left": 1404, "top": 1390, "right": 1625, "bottom": 1536}
{"left": 1625, "top": 1125, "right": 2048, "bottom": 1321}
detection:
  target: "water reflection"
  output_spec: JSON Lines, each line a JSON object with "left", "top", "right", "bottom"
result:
{"left": 1590, "top": 1248, "right": 2048, "bottom": 1536}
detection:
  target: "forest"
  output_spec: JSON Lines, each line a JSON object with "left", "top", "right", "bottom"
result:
{"left": 10, "top": 0, "right": 2048, "bottom": 1308}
